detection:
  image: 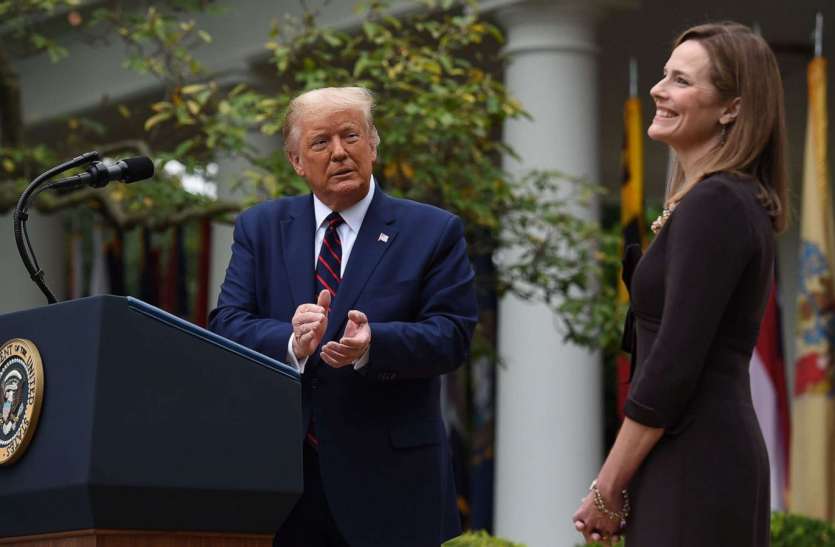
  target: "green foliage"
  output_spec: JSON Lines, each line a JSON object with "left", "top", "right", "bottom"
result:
{"left": 89, "top": 0, "right": 217, "bottom": 83}
{"left": 497, "top": 170, "right": 624, "bottom": 351}
{"left": 244, "top": 0, "right": 623, "bottom": 350}
{"left": 771, "top": 512, "right": 835, "bottom": 546}
{"left": 440, "top": 513, "right": 835, "bottom": 547}
{"left": 445, "top": 530, "right": 526, "bottom": 547}
{"left": 257, "top": 0, "right": 522, "bottom": 213}
{"left": 569, "top": 513, "right": 835, "bottom": 547}
{"left": 0, "top": 0, "right": 80, "bottom": 61}
{"left": 0, "top": 0, "right": 627, "bottom": 351}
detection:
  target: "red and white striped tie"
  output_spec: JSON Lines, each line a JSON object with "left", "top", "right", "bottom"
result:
{"left": 315, "top": 212, "right": 344, "bottom": 301}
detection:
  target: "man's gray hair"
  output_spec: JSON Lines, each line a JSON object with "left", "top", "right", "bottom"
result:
{"left": 282, "top": 86, "right": 380, "bottom": 153}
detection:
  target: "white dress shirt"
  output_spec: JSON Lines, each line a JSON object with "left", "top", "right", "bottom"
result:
{"left": 286, "top": 177, "right": 376, "bottom": 372}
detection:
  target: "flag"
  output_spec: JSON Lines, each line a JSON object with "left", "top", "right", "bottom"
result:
{"left": 88, "top": 225, "right": 110, "bottom": 296}
{"left": 65, "top": 219, "right": 81, "bottom": 300}
{"left": 468, "top": 253, "right": 497, "bottom": 532}
{"left": 790, "top": 55, "right": 835, "bottom": 521}
{"left": 616, "top": 94, "right": 646, "bottom": 418}
{"left": 161, "top": 225, "right": 189, "bottom": 318}
{"left": 193, "top": 219, "right": 212, "bottom": 327}
{"left": 105, "top": 230, "right": 126, "bottom": 296}
{"left": 750, "top": 280, "right": 790, "bottom": 510}
{"left": 65, "top": 215, "right": 89, "bottom": 300}
{"left": 139, "top": 228, "right": 161, "bottom": 306}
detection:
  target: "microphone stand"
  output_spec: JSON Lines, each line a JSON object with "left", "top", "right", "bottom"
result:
{"left": 13, "top": 151, "right": 101, "bottom": 304}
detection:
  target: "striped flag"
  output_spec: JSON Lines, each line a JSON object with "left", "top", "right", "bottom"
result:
{"left": 89, "top": 225, "right": 110, "bottom": 296}
{"left": 161, "top": 225, "right": 189, "bottom": 318}
{"left": 193, "top": 218, "right": 212, "bottom": 327}
{"left": 616, "top": 93, "right": 646, "bottom": 418}
{"left": 789, "top": 55, "right": 835, "bottom": 521}
{"left": 65, "top": 215, "right": 88, "bottom": 300}
{"left": 749, "top": 281, "right": 790, "bottom": 510}
{"left": 139, "top": 228, "right": 161, "bottom": 306}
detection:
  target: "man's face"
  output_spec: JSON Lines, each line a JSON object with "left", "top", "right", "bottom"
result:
{"left": 287, "top": 108, "right": 377, "bottom": 211}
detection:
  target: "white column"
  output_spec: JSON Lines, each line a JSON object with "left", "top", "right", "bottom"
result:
{"left": 494, "top": 2, "right": 614, "bottom": 546}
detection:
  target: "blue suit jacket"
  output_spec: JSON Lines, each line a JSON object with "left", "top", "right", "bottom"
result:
{"left": 209, "top": 187, "right": 478, "bottom": 547}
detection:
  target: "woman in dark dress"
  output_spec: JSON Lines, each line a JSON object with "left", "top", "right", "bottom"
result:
{"left": 572, "top": 22, "right": 788, "bottom": 546}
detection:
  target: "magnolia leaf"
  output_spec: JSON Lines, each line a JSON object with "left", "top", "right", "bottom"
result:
{"left": 180, "top": 83, "right": 207, "bottom": 95}
{"left": 144, "top": 112, "right": 171, "bottom": 131}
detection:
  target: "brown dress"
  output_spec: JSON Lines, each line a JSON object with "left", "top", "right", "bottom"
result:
{"left": 624, "top": 173, "right": 772, "bottom": 546}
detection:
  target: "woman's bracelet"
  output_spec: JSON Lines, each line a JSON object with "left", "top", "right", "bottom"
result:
{"left": 589, "top": 479, "right": 630, "bottom": 528}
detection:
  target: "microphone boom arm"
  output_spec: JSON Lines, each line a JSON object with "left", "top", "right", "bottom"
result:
{"left": 13, "top": 151, "right": 101, "bottom": 304}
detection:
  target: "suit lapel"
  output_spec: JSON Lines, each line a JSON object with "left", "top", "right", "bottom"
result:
{"left": 324, "top": 189, "right": 398, "bottom": 342}
{"left": 280, "top": 195, "right": 316, "bottom": 309}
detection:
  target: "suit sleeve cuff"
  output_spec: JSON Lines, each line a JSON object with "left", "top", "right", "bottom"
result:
{"left": 353, "top": 344, "right": 371, "bottom": 370}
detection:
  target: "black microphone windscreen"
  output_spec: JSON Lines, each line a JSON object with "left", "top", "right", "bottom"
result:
{"left": 122, "top": 156, "right": 155, "bottom": 183}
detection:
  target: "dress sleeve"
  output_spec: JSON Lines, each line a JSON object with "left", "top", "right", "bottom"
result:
{"left": 624, "top": 178, "right": 754, "bottom": 429}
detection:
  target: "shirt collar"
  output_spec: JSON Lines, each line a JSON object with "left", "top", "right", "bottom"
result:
{"left": 313, "top": 176, "right": 376, "bottom": 233}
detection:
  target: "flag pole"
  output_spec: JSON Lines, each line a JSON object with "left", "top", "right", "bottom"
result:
{"left": 815, "top": 12, "right": 823, "bottom": 58}
{"left": 629, "top": 57, "right": 638, "bottom": 98}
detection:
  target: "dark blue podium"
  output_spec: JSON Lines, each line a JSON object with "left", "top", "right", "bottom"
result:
{"left": 0, "top": 295, "right": 301, "bottom": 545}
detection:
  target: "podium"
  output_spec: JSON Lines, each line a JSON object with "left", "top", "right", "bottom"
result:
{"left": 0, "top": 296, "right": 302, "bottom": 545}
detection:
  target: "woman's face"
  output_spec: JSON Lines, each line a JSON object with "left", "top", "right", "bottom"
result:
{"left": 648, "top": 40, "right": 730, "bottom": 156}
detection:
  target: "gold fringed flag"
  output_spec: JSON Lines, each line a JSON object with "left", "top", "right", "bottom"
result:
{"left": 616, "top": 94, "right": 646, "bottom": 418}
{"left": 790, "top": 55, "right": 835, "bottom": 521}
{"left": 618, "top": 95, "right": 646, "bottom": 300}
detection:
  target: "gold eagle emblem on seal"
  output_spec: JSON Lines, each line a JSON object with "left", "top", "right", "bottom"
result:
{"left": 0, "top": 338, "right": 44, "bottom": 466}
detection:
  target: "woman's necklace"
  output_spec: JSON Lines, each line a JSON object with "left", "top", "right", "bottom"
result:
{"left": 650, "top": 202, "right": 677, "bottom": 234}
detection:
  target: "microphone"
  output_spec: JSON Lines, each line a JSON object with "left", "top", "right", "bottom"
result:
{"left": 49, "top": 156, "right": 155, "bottom": 191}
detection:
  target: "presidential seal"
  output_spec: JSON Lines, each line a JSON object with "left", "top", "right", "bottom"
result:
{"left": 0, "top": 338, "right": 44, "bottom": 465}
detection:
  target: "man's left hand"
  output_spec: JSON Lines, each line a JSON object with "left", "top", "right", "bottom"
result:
{"left": 320, "top": 310, "right": 371, "bottom": 368}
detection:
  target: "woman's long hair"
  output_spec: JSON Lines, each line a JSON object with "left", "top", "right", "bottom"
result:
{"left": 666, "top": 22, "right": 789, "bottom": 232}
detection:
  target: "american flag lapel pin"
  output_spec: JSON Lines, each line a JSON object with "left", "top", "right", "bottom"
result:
{"left": 378, "top": 232, "right": 389, "bottom": 243}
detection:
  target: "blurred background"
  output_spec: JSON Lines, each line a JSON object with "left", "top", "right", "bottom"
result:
{"left": 1, "top": 1, "right": 833, "bottom": 545}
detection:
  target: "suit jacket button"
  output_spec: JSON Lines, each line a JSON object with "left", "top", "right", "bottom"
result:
{"left": 311, "top": 378, "right": 319, "bottom": 390}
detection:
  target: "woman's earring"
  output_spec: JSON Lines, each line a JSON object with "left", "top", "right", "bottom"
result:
{"left": 719, "top": 123, "right": 728, "bottom": 144}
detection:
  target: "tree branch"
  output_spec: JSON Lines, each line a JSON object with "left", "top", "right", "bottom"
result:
{"left": 34, "top": 188, "right": 241, "bottom": 229}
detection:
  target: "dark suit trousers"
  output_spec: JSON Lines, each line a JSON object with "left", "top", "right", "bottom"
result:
{"left": 274, "top": 442, "right": 350, "bottom": 547}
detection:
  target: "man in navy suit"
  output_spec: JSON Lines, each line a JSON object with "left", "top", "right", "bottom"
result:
{"left": 209, "top": 86, "right": 478, "bottom": 547}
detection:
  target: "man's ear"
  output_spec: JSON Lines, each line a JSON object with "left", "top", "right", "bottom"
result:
{"left": 719, "top": 96, "right": 741, "bottom": 125}
{"left": 287, "top": 150, "right": 304, "bottom": 177}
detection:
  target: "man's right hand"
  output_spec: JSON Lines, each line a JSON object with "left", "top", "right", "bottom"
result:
{"left": 291, "top": 289, "right": 331, "bottom": 359}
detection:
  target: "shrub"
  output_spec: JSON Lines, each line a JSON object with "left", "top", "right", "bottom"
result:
{"left": 444, "top": 530, "right": 525, "bottom": 546}
{"left": 771, "top": 511, "right": 835, "bottom": 547}
{"left": 448, "top": 512, "right": 835, "bottom": 546}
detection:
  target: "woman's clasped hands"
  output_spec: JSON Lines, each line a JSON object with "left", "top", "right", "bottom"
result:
{"left": 572, "top": 479, "right": 627, "bottom": 545}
